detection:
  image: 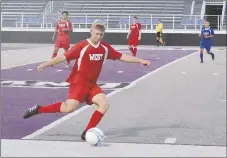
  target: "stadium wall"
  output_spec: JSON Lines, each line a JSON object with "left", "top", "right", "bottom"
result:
{"left": 1, "top": 31, "right": 226, "bottom": 46}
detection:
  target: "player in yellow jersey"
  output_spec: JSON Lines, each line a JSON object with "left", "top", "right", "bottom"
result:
{"left": 155, "top": 20, "right": 165, "bottom": 46}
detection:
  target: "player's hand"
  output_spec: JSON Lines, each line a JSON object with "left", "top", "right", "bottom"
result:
{"left": 37, "top": 64, "right": 45, "bottom": 72}
{"left": 204, "top": 36, "right": 209, "bottom": 38}
{"left": 126, "top": 35, "right": 129, "bottom": 39}
{"left": 198, "top": 34, "right": 201, "bottom": 37}
{"left": 140, "top": 59, "right": 151, "bottom": 68}
{"left": 138, "top": 36, "right": 141, "bottom": 40}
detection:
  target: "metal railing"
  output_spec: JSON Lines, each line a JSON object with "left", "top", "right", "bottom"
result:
{"left": 1, "top": 12, "right": 226, "bottom": 31}
{"left": 44, "top": 1, "right": 52, "bottom": 14}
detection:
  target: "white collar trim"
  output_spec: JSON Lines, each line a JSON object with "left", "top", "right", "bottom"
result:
{"left": 87, "top": 39, "right": 100, "bottom": 48}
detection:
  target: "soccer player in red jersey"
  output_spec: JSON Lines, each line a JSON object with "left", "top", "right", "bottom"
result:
{"left": 127, "top": 16, "right": 142, "bottom": 57}
{"left": 52, "top": 11, "right": 72, "bottom": 67}
{"left": 23, "top": 20, "right": 151, "bottom": 140}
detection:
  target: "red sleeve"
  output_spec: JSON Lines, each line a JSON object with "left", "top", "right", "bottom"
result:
{"left": 64, "top": 43, "right": 81, "bottom": 60}
{"left": 106, "top": 44, "right": 122, "bottom": 60}
{"left": 137, "top": 23, "right": 142, "bottom": 30}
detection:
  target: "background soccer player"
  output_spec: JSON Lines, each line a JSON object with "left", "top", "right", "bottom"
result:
{"left": 155, "top": 20, "right": 165, "bottom": 46}
{"left": 199, "top": 21, "right": 215, "bottom": 63}
{"left": 23, "top": 20, "right": 151, "bottom": 141}
{"left": 127, "top": 16, "right": 142, "bottom": 56}
{"left": 52, "top": 11, "right": 72, "bottom": 67}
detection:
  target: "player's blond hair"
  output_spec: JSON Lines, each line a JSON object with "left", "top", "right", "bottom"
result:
{"left": 91, "top": 19, "right": 106, "bottom": 32}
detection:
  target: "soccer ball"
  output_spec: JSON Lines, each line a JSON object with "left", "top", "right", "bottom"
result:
{"left": 85, "top": 127, "right": 105, "bottom": 146}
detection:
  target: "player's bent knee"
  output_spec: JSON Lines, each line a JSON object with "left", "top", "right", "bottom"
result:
{"left": 92, "top": 93, "right": 109, "bottom": 114}
{"left": 63, "top": 99, "right": 80, "bottom": 112}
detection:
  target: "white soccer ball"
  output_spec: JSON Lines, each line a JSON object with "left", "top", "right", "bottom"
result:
{"left": 85, "top": 127, "right": 105, "bottom": 146}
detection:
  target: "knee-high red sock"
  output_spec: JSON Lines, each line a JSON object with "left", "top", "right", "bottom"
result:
{"left": 129, "top": 47, "right": 134, "bottom": 54}
{"left": 38, "top": 102, "right": 62, "bottom": 113}
{"left": 52, "top": 52, "right": 57, "bottom": 58}
{"left": 133, "top": 47, "right": 137, "bottom": 56}
{"left": 84, "top": 110, "right": 104, "bottom": 132}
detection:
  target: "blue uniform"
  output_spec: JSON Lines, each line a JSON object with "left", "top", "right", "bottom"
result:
{"left": 200, "top": 27, "right": 215, "bottom": 52}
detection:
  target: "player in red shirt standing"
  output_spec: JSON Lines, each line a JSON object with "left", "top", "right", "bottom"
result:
{"left": 23, "top": 20, "right": 150, "bottom": 141}
{"left": 127, "top": 16, "right": 142, "bottom": 57}
{"left": 52, "top": 11, "right": 72, "bottom": 67}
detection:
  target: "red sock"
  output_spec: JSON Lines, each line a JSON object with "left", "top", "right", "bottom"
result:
{"left": 129, "top": 47, "right": 134, "bottom": 54}
{"left": 133, "top": 47, "right": 137, "bottom": 56}
{"left": 38, "top": 102, "right": 62, "bottom": 113}
{"left": 84, "top": 110, "right": 104, "bottom": 132}
{"left": 52, "top": 53, "right": 57, "bottom": 58}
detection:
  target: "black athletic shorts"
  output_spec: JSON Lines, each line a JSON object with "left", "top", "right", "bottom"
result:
{"left": 156, "top": 32, "right": 161, "bottom": 37}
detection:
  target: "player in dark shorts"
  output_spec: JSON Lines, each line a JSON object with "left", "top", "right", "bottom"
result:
{"left": 155, "top": 20, "right": 165, "bottom": 46}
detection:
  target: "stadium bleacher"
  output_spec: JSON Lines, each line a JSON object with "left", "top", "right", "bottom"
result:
{"left": 62, "top": 0, "right": 186, "bottom": 29}
{"left": 1, "top": 0, "right": 48, "bottom": 28}
{"left": 1, "top": 0, "right": 226, "bottom": 30}
{"left": 1, "top": 0, "right": 47, "bottom": 12}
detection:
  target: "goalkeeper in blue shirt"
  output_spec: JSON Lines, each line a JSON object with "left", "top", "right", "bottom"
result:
{"left": 199, "top": 21, "right": 215, "bottom": 63}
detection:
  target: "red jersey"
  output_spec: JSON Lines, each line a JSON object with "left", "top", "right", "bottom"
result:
{"left": 56, "top": 20, "right": 72, "bottom": 39}
{"left": 64, "top": 39, "right": 122, "bottom": 85}
{"left": 129, "top": 22, "right": 141, "bottom": 39}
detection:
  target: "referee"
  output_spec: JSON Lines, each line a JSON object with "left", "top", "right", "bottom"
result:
{"left": 155, "top": 20, "right": 165, "bottom": 46}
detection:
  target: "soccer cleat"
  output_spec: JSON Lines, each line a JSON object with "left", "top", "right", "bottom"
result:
{"left": 23, "top": 105, "right": 40, "bottom": 119}
{"left": 81, "top": 131, "right": 86, "bottom": 141}
{"left": 211, "top": 53, "right": 215, "bottom": 60}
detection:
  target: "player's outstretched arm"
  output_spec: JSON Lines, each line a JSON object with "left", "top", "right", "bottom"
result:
{"left": 119, "top": 54, "right": 151, "bottom": 67}
{"left": 37, "top": 54, "right": 66, "bottom": 72}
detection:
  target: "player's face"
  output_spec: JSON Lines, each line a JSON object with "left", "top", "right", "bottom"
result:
{"left": 132, "top": 18, "right": 137, "bottom": 24}
{"left": 205, "top": 21, "right": 210, "bottom": 28}
{"left": 62, "top": 13, "right": 68, "bottom": 20}
{"left": 90, "top": 28, "right": 104, "bottom": 44}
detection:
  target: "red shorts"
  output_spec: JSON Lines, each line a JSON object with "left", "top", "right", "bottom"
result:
{"left": 55, "top": 37, "right": 70, "bottom": 50}
{"left": 68, "top": 83, "right": 103, "bottom": 105}
{"left": 128, "top": 38, "right": 139, "bottom": 47}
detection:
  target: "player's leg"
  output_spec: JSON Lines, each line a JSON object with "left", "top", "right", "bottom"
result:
{"left": 63, "top": 39, "right": 71, "bottom": 67}
{"left": 52, "top": 40, "right": 61, "bottom": 58}
{"left": 200, "top": 41, "right": 205, "bottom": 63}
{"left": 63, "top": 48, "right": 71, "bottom": 67}
{"left": 81, "top": 86, "right": 108, "bottom": 140}
{"left": 159, "top": 34, "right": 165, "bottom": 46}
{"left": 23, "top": 84, "right": 89, "bottom": 119}
{"left": 52, "top": 47, "right": 60, "bottom": 58}
{"left": 156, "top": 32, "right": 160, "bottom": 46}
{"left": 132, "top": 41, "right": 139, "bottom": 56}
{"left": 205, "top": 43, "right": 215, "bottom": 60}
{"left": 23, "top": 99, "right": 80, "bottom": 119}
{"left": 128, "top": 39, "right": 134, "bottom": 55}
